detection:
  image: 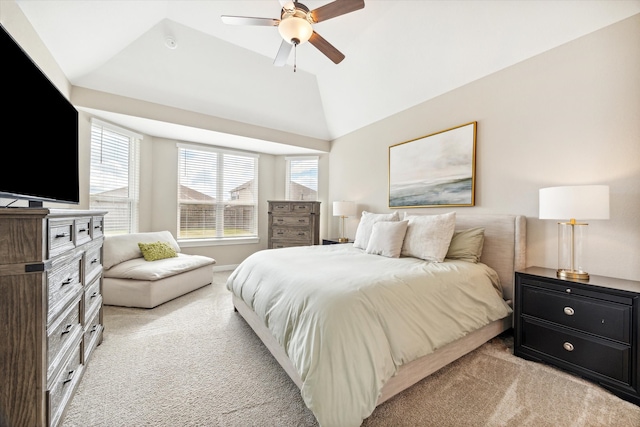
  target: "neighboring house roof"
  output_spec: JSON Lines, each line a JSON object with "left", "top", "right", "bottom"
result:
{"left": 95, "top": 185, "right": 214, "bottom": 202}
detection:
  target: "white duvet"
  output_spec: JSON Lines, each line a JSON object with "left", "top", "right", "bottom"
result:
{"left": 226, "top": 244, "right": 512, "bottom": 427}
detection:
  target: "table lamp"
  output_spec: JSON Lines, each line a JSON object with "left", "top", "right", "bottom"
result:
{"left": 539, "top": 185, "right": 609, "bottom": 280}
{"left": 333, "top": 201, "right": 356, "bottom": 242}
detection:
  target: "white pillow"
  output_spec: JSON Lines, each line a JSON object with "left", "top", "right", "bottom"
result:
{"left": 365, "top": 220, "right": 409, "bottom": 258}
{"left": 401, "top": 212, "right": 456, "bottom": 262}
{"left": 353, "top": 211, "right": 400, "bottom": 250}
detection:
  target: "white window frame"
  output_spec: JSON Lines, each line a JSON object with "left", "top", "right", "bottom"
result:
{"left": 89, "top": 119, "right": 140, "bottom": 235}
{"left": 177, "top": 143, "right": 259, "bottom": 246}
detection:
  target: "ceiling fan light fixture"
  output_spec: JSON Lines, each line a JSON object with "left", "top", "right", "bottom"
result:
{"left": 278, "top": 16, "right": 313, "bottom": 45}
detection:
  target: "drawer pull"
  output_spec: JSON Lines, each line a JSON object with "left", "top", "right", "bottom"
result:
{"left": 298, "top": 232, "right": 306, "bottom": 236}
{"left": 91, "top": 258, "right": 99, "bottom": 264}
{"left": 94, "top": 225, "right": 101, "bottom": 230}
{"left": 276, "top": 219, "right": 284, "bottom": 222}
{"left": 298, "top": 219, "right": 306, "bottom": 222}
{"left": 276, "top": 232, "right": 284, "bottom": 235}
{"left": 563, "top": 342, "right": 574, "bottom": 352}
{"left": 563, "top": 307, "right": 575, "bottom": 316}
{"left": 90, "top": 292, "right": 98, "bottom": 299}
{"left": 55, "top": 232, "right": 70, "bottom": 239}
{"left": 565, "top": 288, "right": 571, "bottom": 293}
{"left": 78, "top": 228, "right": 87, "bottom": 233}
{"left": 90, "top": 325, "right": 98, "bottom": 333}
{"left": 62, "top": 370, "right": 75, "bottom": 385}
{"left": 61, "top": 324, "right": 73, "bottom": 336}
{"left": 61, "top": 278, "right": 73, "bottom": 286}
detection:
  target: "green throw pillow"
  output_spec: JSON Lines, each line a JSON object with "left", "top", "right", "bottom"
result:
{"left": 138, "top": 241, "right": 178, "bottom": 261}
{"left": 445, "top": 227, "right": 485, "bottom": 263}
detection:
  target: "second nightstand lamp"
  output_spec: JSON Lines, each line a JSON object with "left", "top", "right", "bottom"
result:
{"left": 539, "top": 185, "right": 609, "bottom": 280}
{"left": 333, "top": 201, "right": 356, "bottom": 243}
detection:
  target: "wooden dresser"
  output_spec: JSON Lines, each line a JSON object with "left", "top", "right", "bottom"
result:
{"left": 0, "top": 208, "right": 107, "bottom": 427}
{"left": 267, "top": 201, "right": 320, "bottom": 249}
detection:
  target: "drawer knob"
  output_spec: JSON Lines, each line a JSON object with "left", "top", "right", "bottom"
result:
{"left": 565, "top": 288, "right": 571, "bottom": 293}
{"left": 563, "top": 307, "right": 575, "bottom": 316}
{"left": 563, "top": 342, "right": 574, "bottom": 352}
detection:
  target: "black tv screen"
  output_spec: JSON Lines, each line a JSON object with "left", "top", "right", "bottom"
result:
{"left": 0, "top": 24, "right": 79, "bottom": 206}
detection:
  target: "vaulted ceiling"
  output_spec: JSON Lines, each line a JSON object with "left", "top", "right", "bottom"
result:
{"left": 14, "top": 0, "right": 640, "bottom": 153}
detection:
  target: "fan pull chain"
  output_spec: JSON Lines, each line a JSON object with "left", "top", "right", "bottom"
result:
{"left": 294, "top": 43, "right": 297, "bottom": 73}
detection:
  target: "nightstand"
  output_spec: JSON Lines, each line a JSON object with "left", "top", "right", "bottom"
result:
{"left": 322, "top": 238, "right": 351, "bottom": 245}
{"left": 514, "top": 266, "right": 640, "bottom": 406}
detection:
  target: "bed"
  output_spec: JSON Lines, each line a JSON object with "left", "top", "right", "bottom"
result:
{"left": 226, "top": 213, "right": 526, "bottom": 426}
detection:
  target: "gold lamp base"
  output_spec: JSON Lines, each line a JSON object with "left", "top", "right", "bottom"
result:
{"left": 557, "top": 269, "right": 589, "bottom": 280}
{"left": 338, "top": 237, "right": 349, "bottom": 243}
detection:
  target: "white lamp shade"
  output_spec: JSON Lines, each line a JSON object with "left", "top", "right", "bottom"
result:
{"left": 333, "top": 201, "right": 356, "bottom": 217}
{"left": 539, "top": 185, "right": 610, "bottom": 220}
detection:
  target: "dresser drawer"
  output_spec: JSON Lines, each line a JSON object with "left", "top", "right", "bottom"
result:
{"left": 271, "top": 242, "right": 309, "bottom": 249}
{"left": 48, "top": 342, "right": 82, "bottom": 427}
{"left": 92, "top": 215, "right": 104, "bottom": 239}
{"left": 84, "top": 275, "right": 102, "bottom": 320}
{"left": 272, "top": 215, "right": 311, "bottom": 226}
{"left": 84, "top": 240, "right": 103, "bottom": 284}
{"left": 83, "top": 304, "right": 103, "bottom": 363}
{"left": 521, "top": 318, "right": 631, "bottom": 384}
{"left": 270, "top": 202, "right": 292, "bottom": 213}
{"left": 271, "top": 227, "right": 311, "bottom": 242}
{"left": 47, "top": 294, "right": 83, "bottom": 382}
{"left": 75, "top": 217, "right": 92, "bottom": 246}
{"left": 290, "top": 203, "right": 314, "bottom": 214}
{"left": 521, "top": 285, "right": 631, "bottom": 343}
{"left": 47, "top": 252, "right": 83, "bottom": 322}
{"left": 48, "top": 218, "right": 75, "bottom": 258}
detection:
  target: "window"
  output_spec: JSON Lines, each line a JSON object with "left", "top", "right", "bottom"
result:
{"left": 285, "top": 156, "right": 318, "bottom": 201}
{"left": 177, "top": 143, "right": 259, "bottom": 241}
{"left": 90, "top": 119, "right": 140, "bottom": 235}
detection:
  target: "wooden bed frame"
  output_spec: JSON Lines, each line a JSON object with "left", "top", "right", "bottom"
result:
{"left": 232, "top": 214, "right": 526, "bottom": 409}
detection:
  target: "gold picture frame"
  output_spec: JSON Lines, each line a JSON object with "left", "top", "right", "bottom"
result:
{"left": 388, "top": 122, "right": 477, "bottom": 208}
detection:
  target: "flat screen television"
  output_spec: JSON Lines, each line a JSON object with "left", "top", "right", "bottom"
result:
{"left": 0, "top": 23, "right": 79, "bottom": 207}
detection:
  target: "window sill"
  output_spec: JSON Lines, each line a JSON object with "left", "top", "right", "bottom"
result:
{"left": 178, "top": 237, "right": 260, "bottom": 248}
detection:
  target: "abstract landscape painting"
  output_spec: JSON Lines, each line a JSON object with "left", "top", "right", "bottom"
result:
{"left": 389, "top": 122, "right": 476, "bottom": 208}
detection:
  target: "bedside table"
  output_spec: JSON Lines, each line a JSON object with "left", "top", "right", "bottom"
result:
{"left": 322, "top": 238, "right": 351, "bottom": 245}
{"left": 514, "top": 266, "right": 640, "bottom": 406}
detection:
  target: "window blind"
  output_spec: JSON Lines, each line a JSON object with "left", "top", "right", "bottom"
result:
{"left": 90, "top": 120, "right": 140, "bottom": 235}
{"left": 286, "top": 156, "right": 318, "bottom": 201}
{"left": 177, "top": 144, "right": 259, "bottom": 240}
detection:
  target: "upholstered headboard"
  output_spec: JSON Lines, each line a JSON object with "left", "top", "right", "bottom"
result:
{"left": 454, "top": 214, "right": 526, "bottom": 302}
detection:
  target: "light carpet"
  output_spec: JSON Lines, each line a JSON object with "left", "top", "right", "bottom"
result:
{"left": 62, "top": 271, "right": 640, "bottom": 427}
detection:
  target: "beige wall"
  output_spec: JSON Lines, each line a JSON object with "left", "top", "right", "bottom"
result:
{"left": 329, "top": 14, "right": 640, "bottom": 281}
{"left": 3, "top": 1, "right": 637, "bottom": 280}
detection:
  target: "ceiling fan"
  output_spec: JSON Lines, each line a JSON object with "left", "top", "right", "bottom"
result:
{"left": 221, "top": 0, "right": 365, "bottom": 71}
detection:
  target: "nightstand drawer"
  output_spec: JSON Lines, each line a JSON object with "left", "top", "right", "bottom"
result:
{"left": 521, "top": 285, "right": 631, "bottom": 343}
{"left": 521, "top": 318, "right": 631, "bottom": 384}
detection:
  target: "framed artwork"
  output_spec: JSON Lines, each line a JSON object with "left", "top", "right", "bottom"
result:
{"left": 388, "top": 121, "right": 477, "bottom": 208}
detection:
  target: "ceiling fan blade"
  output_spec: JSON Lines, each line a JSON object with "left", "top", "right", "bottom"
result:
{"left": 309, "top": 31, "right": 345, "bottom": 64}
{"left": 274, "top": 40, "right": 293, "bottom": 66}
{"left": 310, "top": 0, "right": 365, "bottom": 23}
{"left": 221, "top": 16, "right": 279, "bottom": 26}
